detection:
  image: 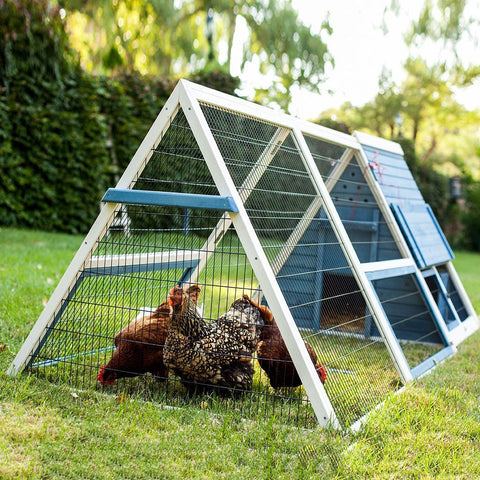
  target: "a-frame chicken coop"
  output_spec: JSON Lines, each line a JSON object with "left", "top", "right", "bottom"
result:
{"left": 8, "top": 80, "right": 478, "bottom": 429}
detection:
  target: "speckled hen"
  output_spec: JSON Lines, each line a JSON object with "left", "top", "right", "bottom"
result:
{"left": 163, "top": 294, "right": 264, "bottom": 395}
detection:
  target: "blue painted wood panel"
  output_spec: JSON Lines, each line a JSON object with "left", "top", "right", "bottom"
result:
{"left": 277, "top": 212, "right": 352, "bottom": 329}
{"left": 361, "top": 145, "right": 424, "bottom": 206}
{"left": 102, "top": 188, "right": 239, "bottom": 212}
{"left": 84, "top": 258, "right": 200, "bottom": 277}
{"left": 391, "top": 203, "right": 454, "bottom": 268}
{"left": 370, "top": 274, "right": 445, "bottom": 344}
{"left": 361, "top": 143, "right": 455, "bottom": 270}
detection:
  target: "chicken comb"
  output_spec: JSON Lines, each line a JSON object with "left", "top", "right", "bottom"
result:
{"left": 97, "top": 365, "right": 115, "bottom": 385}
{"left": 316, "top": 364, "right": 327, "bottom": 384}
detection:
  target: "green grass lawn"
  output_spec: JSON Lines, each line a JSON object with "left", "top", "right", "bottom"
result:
{"left": 1, "top": 227, "right": 480, "bottom": 479}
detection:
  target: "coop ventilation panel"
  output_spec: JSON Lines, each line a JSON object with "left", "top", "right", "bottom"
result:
{"left": 8, "top": 81, "right": 476, "bottom": 430}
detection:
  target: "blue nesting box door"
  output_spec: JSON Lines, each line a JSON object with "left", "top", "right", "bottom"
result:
{"left": 391, "top": 203, "right": 454, "bottom": 268}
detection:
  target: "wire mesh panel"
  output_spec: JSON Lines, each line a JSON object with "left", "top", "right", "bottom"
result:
{"left": 199, "top": 103, "right": 403, "bottom": 427}
{"left": 29, "top": 207, "right": 320, "bottom": 425}
{"left": 370, "top": 273, "right": 448, "bottom": 372}
{"left": 25, "top": 106, "right": 323, "bottom": 426}
{"left": 436, "top": 265, "right": 469, "bottom": 322}
{"left": 135, "top": 108, "right": 218, "bottom": 197}
{"left": 423, "top": 268, "right": 461, "bottom": 331}
{"left": 303, "top": 135, "right": 347, "bottom": 181}
{"left": 325, "top": 154, "right": 403, "bottom": 263}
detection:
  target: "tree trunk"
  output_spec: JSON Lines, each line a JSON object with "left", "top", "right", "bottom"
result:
{"left": 412, "top": 117, "right": 420, "bottom": 146}
{"left": 421, "top": 135, "right": 437, "bottom": 163}
{"left": 225, "top": 9, "right": 237, "bottom": 71}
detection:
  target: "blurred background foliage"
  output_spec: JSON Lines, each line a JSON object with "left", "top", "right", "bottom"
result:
{"left": 1, "top": 0, "right": 480, "bottom": 250}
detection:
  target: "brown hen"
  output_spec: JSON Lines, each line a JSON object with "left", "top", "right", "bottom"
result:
{"left": 97, "top": 302, "right": 172, "bottom": 385}
{"left": 254, "top": 301, "right": 327, "bottom": 389}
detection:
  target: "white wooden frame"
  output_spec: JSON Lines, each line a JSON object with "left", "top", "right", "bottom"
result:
{"left": 88, "top": 250, "right": 201, "bottom": 271}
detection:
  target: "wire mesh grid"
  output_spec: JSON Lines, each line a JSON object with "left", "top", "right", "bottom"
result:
{"left": 423, "top": 270, "right": 460, "bottom": 329}
{"left": 436, "top": 265, "right": 469, "bottom": 322}
{"left": 25, "top": 101, "right": 449, "bottom": 429}
{"left": 326, "top": 153, "right": 403, "bottom": 263}
{"left": 30, "top": 203, "right": 319, "bottom": 425}
{"left": 371, "top": 273, "right": 447, "bottom": 367}
{"left": 303, "top": 134, "right": 347, "bottom": 181}
{"left": 199, "top": 103, "right": 405, "bottom": 427}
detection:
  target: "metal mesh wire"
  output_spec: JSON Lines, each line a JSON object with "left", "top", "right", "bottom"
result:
{"left": 423, "top": 271, "right": 459, "bottom": 329}
{"left": 325, "top": 153, "right": 403, "bottom": 263}
{"left": 372, "top": 273, "right": 446, "bottom": 367}
{"left": 26, "top": 102, "right": 450, "bottom": 429}
{"left": 436, "top": 265, "right": 469, "bottom": 322}
{"left": 199, "top": 103, "right": 404, "bottom": 427}
{"left": 133, "top": 108, "right": 217, "bottom": 196}
{"left": 30, "top": 201, "right": 319, "bottom": 425}
{"left": 303, "top": 135, "right": 346, "bottom": 181}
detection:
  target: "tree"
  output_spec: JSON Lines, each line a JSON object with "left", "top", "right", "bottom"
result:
{"left": 1, "top": 0, "right": 78, "bottom": 92}
{"left": 179, "top": 0, "right": 333, "bottom": 111}
{"left": 59, "top": 0, "right": 333, "bottom": 111}
{"left": 320, "top": 1, "right": 480, "bottom": 172}
{"left": 61, "top": 0, "right": 204, "bottom": 75}
{"left": 403, "top": 0, "right": 480, "bottom": 83}
{"left": 238, "top": 0, "right": 332, "bottom": 111}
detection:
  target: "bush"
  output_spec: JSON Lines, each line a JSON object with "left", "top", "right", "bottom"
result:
{"left": 0, "top": 0, "right": 76, "bottom": 91}
{"left": 0, "top": 0, "right": 239, "bottom": 234}
{"left": 396, "top": 137, "right": 451, "bottom": 225}
{"left": 95, "top": 73, "right": 175, "bottom": 178}
{"left": 461, "top": 179, "right": 480, "bottom": 251}
{"left": 0, "top": 1, "right": 109, "bottom": 232}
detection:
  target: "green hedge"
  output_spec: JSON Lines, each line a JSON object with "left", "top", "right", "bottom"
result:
{"left": 0, "top": 72, "right": 112, "bottom": 232}
{"left": 0, "top": 67, "right": 241, "bottom": 233}
{"left": 0, "top": 0, "right": 238, "bottom": 234}
{"left": 0, "top": 0, "right": 109, "bottom": 233}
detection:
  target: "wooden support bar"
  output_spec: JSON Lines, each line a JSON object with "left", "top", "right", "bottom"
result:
{"left": 102, "top": 188, "right": 239, "bottom": 212}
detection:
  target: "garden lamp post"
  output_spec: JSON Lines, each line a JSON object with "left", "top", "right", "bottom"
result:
{"left": 395, "top": 113, "right": 403, "bottom": 138}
